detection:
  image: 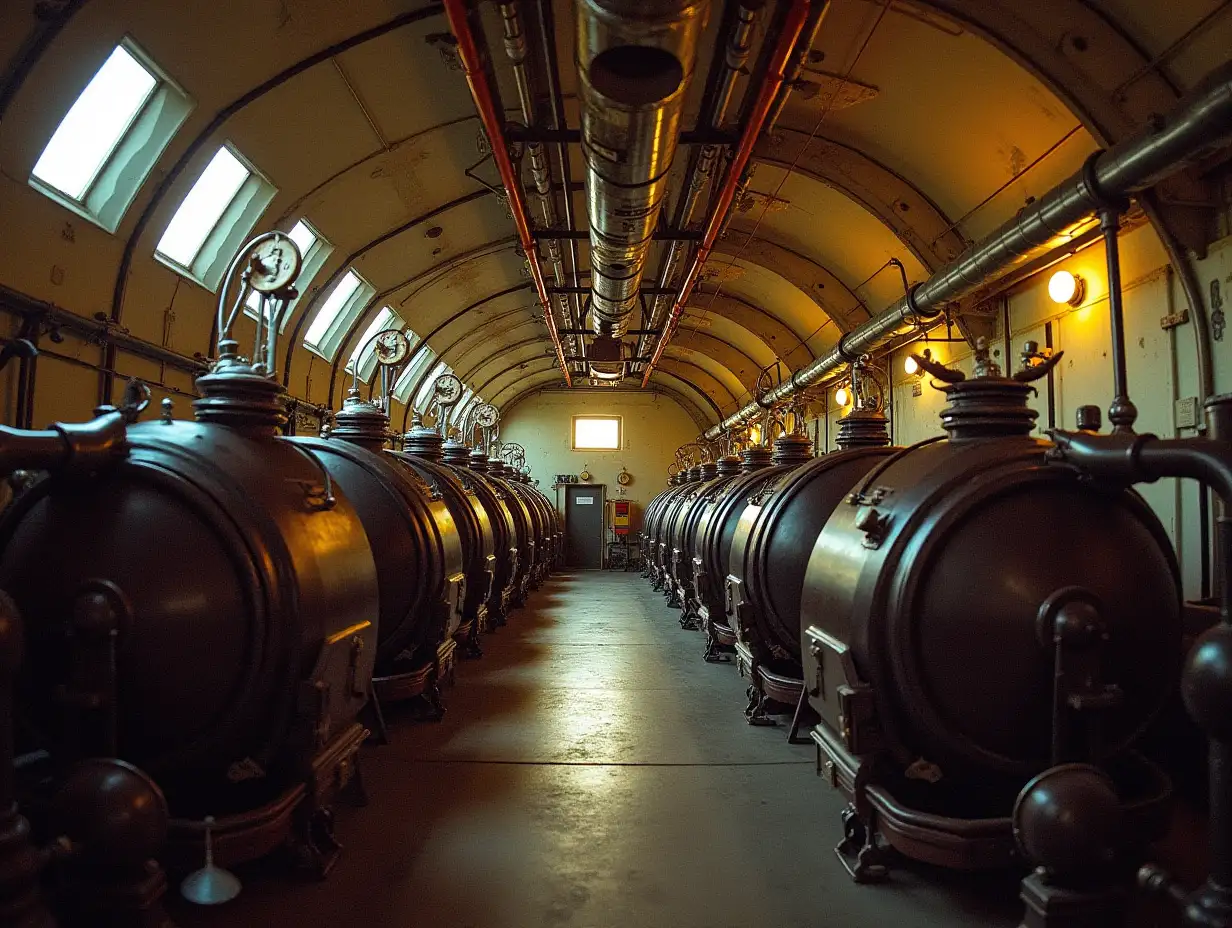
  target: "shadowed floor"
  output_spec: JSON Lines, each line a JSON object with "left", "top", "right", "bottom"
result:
{"left": 170, "top": 571, "right": 1022, "bottom": 928}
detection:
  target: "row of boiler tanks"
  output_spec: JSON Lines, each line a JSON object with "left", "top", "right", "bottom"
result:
{"left": 639, "top": 342, "right": 1200, "bottom": 889}
{"left": 0, "top": 353, "right": 561, "bottom": 914}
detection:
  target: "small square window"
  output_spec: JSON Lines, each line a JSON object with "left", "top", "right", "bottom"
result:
{"left": 245, "top": 219, "right": 332, "bottom": 329}
{"left": 573, "top": 416, "right": 622, "bottom": 450}
{"left": 304, "top": 269, "right": 375, "bottom": 360}
{"left": 29, "top": 38, "right": 194, "bottom": 232}
{"left": 154, "top": 143, "right": 277, "bottom": 291}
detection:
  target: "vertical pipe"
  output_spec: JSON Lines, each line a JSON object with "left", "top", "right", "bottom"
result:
{"left": 1101, "top": 209, "right": 1138, "bottom": 433}
{"left": 1044, "top": 321, "right": 1056, "bottom": 430}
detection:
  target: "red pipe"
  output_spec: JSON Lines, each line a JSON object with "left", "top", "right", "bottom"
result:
{"left": 642, "top": 0, "right": 812, "bottom": 387}
{"left": 444, "top": 0, "right": 572, "bottom": 387}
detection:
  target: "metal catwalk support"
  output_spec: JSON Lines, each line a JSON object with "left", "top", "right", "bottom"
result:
{"left": 703, "top": 58, "right": 1232, "bottom": 438}
{"left": 443, "top": 0, "right": 573, "bottom": 386}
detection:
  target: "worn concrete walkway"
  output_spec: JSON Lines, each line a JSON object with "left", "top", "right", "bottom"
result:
{"left": 172, "top": 571, "right": 1021, "bottom": 927}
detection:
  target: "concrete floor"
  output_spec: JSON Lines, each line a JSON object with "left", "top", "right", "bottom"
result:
{"left": 170, "top": 571, "right": 1024, "bottom": 928}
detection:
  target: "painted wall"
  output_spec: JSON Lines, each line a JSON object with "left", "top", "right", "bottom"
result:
{"left": 500, "top": 389, "right": 699, "bottom": 534}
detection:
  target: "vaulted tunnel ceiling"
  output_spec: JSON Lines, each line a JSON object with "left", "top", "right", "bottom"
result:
{"left": 2, "top": 0, "right": 1227, "bottom": 430}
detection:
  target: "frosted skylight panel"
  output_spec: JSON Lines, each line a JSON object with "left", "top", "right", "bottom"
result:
{"left": 415, "top": 361, "right": 451, "bottom": 410}
{"left": 32, "top": 45, "right": 157, "bottom": 200}
{"left": 156, "top": 146, "right": 250, "bottom": 267}
{"left": 305, "top": 271, "right": 363, "bottom": 349}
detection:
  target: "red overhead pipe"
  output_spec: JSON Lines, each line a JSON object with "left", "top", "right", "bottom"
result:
{"left": 641, "top": 0, "right": 811, "bottom": 387}
{"left": 444, "top": 0, "right": 572, "bottom": 387}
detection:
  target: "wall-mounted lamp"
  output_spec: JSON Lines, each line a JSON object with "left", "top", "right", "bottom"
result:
{"left": 1048, "top": 270, "right": 1086, "bottom": 306}
{"left": 834, "top": 385, "right": 851, "bottom": 408}
{"left": 903, "top": 347, "right": 931, "bottom": 377}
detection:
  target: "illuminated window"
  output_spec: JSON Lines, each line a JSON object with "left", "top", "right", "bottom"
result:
{"left": 304, "top": 269, "right": 375, "bottom": 359}
{"left": 347, "top": 306, "right": 404, "bottom": 381}
{"left": 393, "top": 345, "right": 436, "bottom": 403}
{"left": 245, "top": 219, "right": 332, "bottom": 329}
{"left": 572, "top": 415, "right": 622, "bottom": 450}
{"left": 30, "top": 39, "right": 193, "bottom": 232}
{"left": 155, "top": 144, "right": 277, "bottom": 290}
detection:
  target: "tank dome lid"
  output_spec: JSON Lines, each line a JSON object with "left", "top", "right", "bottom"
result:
{"left": 468, "top": 448, "right": 490, "bottom": 473}
{"left": 836, "top": 406, "right": 890, "bottom": 449}
{"left": 740, "top": 446, "right": 772, "bottom": 472}
{"left": 442, "top": 437, "right": 471, "bottom": 466}
{"left": 716, "top": 454, "right": 741, "bottom": 476}
{"left": 330, "top": 386, "right": 390, "bottom": 447}
{"left": 911, "top": 338, "right": 1062, "bottom": 441}
{"left": 193, "top": 356, "right": 287, "bottom": 432}
{"left": 403, "top": 411, "right": 444, "bottom": 460}
{"left": 771, "top": 431, "right": 812, "bottom": 466}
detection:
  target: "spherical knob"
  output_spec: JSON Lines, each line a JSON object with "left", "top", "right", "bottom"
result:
{"left": 1182, "top": 623, "right": 1232, "bottom": 742}
{"left": 51, "top": 759, "right": 168, "bottom": 871}
{"left": 1013, "top": 764, "right": 1123, "bottom": 884}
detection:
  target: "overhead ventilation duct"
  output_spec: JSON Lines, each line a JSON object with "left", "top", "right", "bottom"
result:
{"left": 577, "top": 0, "right": 709, "bottom": 378}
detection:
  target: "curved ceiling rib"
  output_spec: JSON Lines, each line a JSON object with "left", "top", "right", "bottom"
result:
{"left": 456, "top": 335, "right": 553, "bottom": 386}
{"left": 325, "top": 237, "right": 518, "bottom": 405}
{"left": 753, "top": 127, "right": 970, "bottom": 270}
{"left": 280, "top": 188, "right": 493, "bottom": 382}
{"left": 685, "top": 290, "right": 816, "bottom": 369}
{"left": 663, "top": 330, "right": 760, "bottom": 393}
{"left": 473, "top": 356, "right": 562, "bottom": 404}
{"left": 912, "top": 0, "right": 1212, "bottom": 256}
{"left": 710, "top": 231, "right": 867, "bottom": 329}
{"left": 109, "top": 4, "right": 446, "bottom": 326}
{"left": 655, "top": 358, "right": 740, "bottom": 411}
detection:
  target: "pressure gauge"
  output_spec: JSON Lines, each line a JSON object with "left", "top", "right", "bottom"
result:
{"left": 434, "top": 372, "right": 464, "bottom": 405}
{"left": 474, "top": 403, "right": 499, "bottom": 428}
{"left": 373, "top": 329, "right": 410, "bottom": 366}
{"left": 247, "top": 231, "right": 302, "bottom": 293}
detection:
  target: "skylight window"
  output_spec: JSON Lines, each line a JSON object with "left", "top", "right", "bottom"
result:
{"left": 156, "top": 147, "right": 251, "bottom": 267}
{"left": 307, "top": 272, "right": 362, "bottom": 348}
{"left": 394, "top": 345, "right": 437, "bottom": 403}
{"left": 302, "top": 269, "right": 376, "bottom": 359}
{"left": 32, "top": 46, "right": 156, "bottom": 200}
{"left": 415, "top": 361, "right": 451, "bottom": 411}
{"left": 28, "top": 38, "right": 193, "bottom": 232}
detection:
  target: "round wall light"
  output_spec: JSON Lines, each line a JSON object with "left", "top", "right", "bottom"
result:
{"left": 835, "top": 386, "right": 851, "bottom": 408}
{"left": 903, "top": 355, "right": 919, "bottom": 376}
{"left": 1048, "top": 270, "right": 1086, "bottom": 306}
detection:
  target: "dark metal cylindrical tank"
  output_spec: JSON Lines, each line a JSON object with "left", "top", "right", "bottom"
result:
{"left": 801, "top": 351, "right": 1181, "bottom": 854}
{"left": 475, "top": 453, "right": 536, "bottom": 607}
{"left": 444, "top": 439, "right": 519, "bottom": 625}
{"left": 736, "top": 410, "right": 896, "bottom": 677}
{"left": 291, "top": 397, "right": 466, "bottom": 699}
{"left": 0, "top": 362, "right": 379, "bottom": 819}
{"left": 398, "top": 417, "right": 495, "bottom": 650}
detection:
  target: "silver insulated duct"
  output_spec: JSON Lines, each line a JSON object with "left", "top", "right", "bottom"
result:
{"left": 577, "top": 0, "right": 709, "bottom": 375}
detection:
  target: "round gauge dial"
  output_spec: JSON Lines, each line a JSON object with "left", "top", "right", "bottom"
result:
{"left": 248, "top": 231, "right": 302, "bottom": 293}
{"left": 373, "top": 329, "right": 410, "bottom": 366}
{"left": 473, "top": 403, "right": 499, "bottom": 428}
{"left": 434, "top": 372, "right": 464, "bottom": 405}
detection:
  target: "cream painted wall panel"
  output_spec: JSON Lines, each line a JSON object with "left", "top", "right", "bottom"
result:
{"left": 500, "top": 391, "right": 700, "bottom": 533}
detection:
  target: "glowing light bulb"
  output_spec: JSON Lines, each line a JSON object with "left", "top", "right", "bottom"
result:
{"left": 904, "top": 355, "right": 919, "bottom": 376}
{"left": 835, "top": 386, "right": 851, "bottom": 407}
{"left": 1048, "top": 270, "right": 1085, "bottom": 306}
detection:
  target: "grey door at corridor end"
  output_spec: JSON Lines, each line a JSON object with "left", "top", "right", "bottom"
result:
{"left": 564, "top": 484, "right": 606, "bottom": 569}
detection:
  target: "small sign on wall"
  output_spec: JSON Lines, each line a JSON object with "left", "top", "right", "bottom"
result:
{"left": 576, "top": 496, "right": 595, "bottom": 505}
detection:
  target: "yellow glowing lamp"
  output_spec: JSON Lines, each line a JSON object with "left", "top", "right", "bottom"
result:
{"left": 903, "top": 355, "right": 919, "bottom": 376}
{"left": 748, "top": 425, "right": 761, "bottom": 445}
{"left": 835, "top": 386, "right": 851, "bottom": 408}
{"left": 1048, "top": 270, "right": 1085, "bottom": 306}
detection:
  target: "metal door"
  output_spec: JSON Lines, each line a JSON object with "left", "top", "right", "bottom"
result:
{"left": 565, "top": 484, "right": 605, "bottom": 569}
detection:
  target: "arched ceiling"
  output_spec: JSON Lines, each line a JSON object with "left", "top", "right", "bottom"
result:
{"left": 2, "top": 0, "right": 1227, "bottom": 433}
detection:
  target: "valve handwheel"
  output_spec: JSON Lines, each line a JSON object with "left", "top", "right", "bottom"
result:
{"left": 247, "top": 231, "right": 301, "bottom": 293}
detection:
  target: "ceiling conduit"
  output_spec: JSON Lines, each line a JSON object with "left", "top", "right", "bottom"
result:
{"left": 703, "top": 58, "right": 1232, "bottom": 439}
{"left": 632, "top": 0, "right": 765, "bottom": 376}
{"left": 443, "top": 0, "right": 572, "bottom": 385}
{"left": 577, "top": 0, "right": 709, "bottom": 376}
{"left": 497, "top": 1, "right": 583, "bottom": 375}
{"left": 641, "top": 0, "right": 814, "bottom": 386}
